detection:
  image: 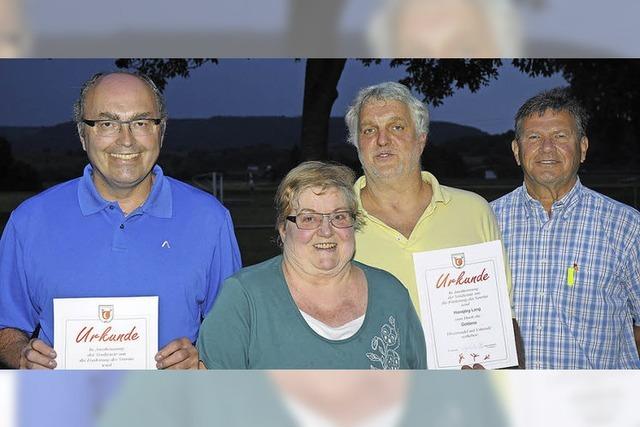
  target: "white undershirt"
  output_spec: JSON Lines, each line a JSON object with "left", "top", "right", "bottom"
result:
{"left": 283, "top": 392, "right": 405, "bottom": 427}
{"left": 300, "top": 310, "right": 365, "bottom": 340}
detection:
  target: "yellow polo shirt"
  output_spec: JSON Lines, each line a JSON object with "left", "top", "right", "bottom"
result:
{"left": 354, "top": 172, "right": 512, "bottom": 315}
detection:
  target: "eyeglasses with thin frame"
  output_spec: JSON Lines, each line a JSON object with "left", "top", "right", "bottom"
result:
{"left": 82, "top": 118, "right": 163, "bottom": 137}
{"left": 286, "top": 211, "right": 356, "bottom": 230}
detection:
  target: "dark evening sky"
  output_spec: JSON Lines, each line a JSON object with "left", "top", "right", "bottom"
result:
{"left": 0, "top": 59, "right": 565, "bottom": 134}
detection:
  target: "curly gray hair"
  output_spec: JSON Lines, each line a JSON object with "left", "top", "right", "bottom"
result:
{"left": 345, "top": 81, "right": 429, "bottom": 147}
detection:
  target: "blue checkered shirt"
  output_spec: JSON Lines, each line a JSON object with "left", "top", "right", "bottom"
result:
{"left": 491, "top": 179, "right": 640, "bottom": 369}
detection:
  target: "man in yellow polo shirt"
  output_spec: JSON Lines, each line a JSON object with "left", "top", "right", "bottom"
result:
{"left": 345, "top": 81, "right": 523, "bottom": 368}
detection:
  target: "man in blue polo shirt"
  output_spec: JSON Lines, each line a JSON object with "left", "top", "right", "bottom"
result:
{"left": 0, "top": 72, "right": 242, "bottom": 369}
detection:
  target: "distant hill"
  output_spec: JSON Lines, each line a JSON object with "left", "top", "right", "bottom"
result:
{"left": 1, "top": 117, "right": 488, "bottom": 155}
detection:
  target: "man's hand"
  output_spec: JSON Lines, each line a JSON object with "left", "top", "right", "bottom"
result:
{"left": 19, "top": 338, "right": 57, "bottom": 369}
{"left": 460, "top": 319, "right": 524, "bottom": 370}
{"left": 0, "top": 328, "right": 56, "bottom": 369}
{"left": 512, "top": 318, "right": 526, "bottom": 369}
{"left": 155, "top": 337, "right": 199, "bottom": 370}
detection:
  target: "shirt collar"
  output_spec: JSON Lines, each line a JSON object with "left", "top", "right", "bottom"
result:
{"left": 421, "top": 171, "right": 450, "bottom": 205}
{"left": 77, "top": 164, "right": 172, "bottom": 218}
{"left": 354, "top": 175, "right": 367, "bottom": 212}
{"left": 520, "top": 177, "right": 583, "bottom": 219}
{"left": 354, "top": 171, "right": 450, "bottom": 215}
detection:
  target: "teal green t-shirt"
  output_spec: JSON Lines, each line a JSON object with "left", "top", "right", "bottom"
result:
{"left": 197, "top": 256, "right": 426, "bottom": 369}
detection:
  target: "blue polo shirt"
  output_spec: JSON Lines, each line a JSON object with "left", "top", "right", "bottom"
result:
{"left": 0, "top": 164, "right": 241, "bottom": 349}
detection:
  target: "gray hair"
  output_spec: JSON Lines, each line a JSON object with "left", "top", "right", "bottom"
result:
{"left": 515, "top": 87, "right": 588, "bottom": 141}
{"left": 366, "top": 0, "right": 523, "bottom": 57}
{"left": 73, "top": 71, "right": 167, "bottom": 138}
{"left": 345, "top": 81, "right": 429, "bottom": 147}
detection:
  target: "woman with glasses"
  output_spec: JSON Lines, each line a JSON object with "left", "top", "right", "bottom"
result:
{"left": 198, "top": 161, "right": 426, "bottom": 369}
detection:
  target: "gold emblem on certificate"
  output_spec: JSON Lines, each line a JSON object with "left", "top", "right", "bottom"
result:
{"left": 99, "top": 305, "right": 114, "bottom": 322}
{"left": 451, "top": 253, "right": 465, "bottom": 268}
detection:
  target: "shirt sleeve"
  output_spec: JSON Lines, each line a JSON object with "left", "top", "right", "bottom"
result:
{"left": 197, "top": 276, "right": 252, "bottom": 369}
{"left": 621, "top": 218, "right": 640, "bottom": 326}
{"left": 0, "top": 214, "right": 38, "bottom": 333}
{"left": 202, "top": 209, "right": 242, "bottom": 319}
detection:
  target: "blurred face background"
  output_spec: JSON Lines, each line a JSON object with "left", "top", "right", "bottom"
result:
{"left": 269, "top": 371, "right": 409, "bottom": 425}
{"left": 8, "top": 0, "right": 639, "bottom": 56}
{"left": 367, "top": 0, "right": 522, "bottom": 57}
{"left": 0, "top": 0, "right": 31, "bottom": 56}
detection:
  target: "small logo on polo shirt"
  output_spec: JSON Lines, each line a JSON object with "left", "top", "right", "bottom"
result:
{"left": 161, "top": 240, "right": 171, "bottom": 249}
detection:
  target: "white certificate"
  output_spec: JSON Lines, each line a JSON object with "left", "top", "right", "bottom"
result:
{"left": 53, "top": 296, "right": 158, "bottom": 370}
{"left": 413, "top": 240, "right": 518, "bottom": 369}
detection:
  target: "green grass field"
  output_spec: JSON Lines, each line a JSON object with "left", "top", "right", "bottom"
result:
{"left": 1, "top": 178, "right": 638, "bottom": 267}
{"left": 0, "top": 184, "right": 283, "bottom": 266}
{"left": 223, "top": 184, "right": 282, "bottom": 265}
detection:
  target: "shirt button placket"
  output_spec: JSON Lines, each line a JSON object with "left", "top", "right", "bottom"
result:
{"left": 111, "top": 209, "right": 128, "bottom": 250}
{"left": 536, "top": 222, "right": 549, "bottom": 368}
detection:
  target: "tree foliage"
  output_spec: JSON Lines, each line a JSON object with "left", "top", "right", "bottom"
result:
{"left": 118, "top": 58, "right": 505, "bottom": 161}
{"left": 513, "top": 59, "right": 640, "bottom": 167}
{"left": 117, "top": 58, "right": 637, "bottom": 169}
{"left": 359, "top": 59, "right": 503, "bottom": 106}
{"left": 393, "top": 59, "right": 503, "bottom": 106}
{"left": 513, "top": 59, "right": 638, "bottom": 124}
{"left": 0, "top": 137, "right": 42, "bottom": 191}
{"left": 117, "top": 58, "right": 348, "bottom": 160}
{"left": 115, "top": 59, "right": 218, "bottom": 91}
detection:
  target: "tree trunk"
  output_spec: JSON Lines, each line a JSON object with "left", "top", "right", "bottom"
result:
{"left": 300, "top": 59, "right": 347, "bottom": 161}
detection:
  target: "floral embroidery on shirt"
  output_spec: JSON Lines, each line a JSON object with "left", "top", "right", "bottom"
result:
{"left": 366, "top": 316, "right": 400, "bottom": 369}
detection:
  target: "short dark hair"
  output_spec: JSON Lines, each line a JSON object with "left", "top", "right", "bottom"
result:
{"left": 514, "top": 87, "right": 588, "bottom": 140}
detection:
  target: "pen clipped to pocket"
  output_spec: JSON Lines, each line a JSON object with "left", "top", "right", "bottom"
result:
{"left": 566, "top": 263, "right": 579, "bottom": 287}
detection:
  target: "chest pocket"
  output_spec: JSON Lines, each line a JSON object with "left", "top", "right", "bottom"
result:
{"left": 554, "top": 251, "right": 625, "bottom": 332}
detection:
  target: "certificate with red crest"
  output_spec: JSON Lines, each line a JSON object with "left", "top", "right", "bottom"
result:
{"left": 53, "top": 296, "right": 158, "bottom": 369}
{"left": 413, "top": 240, "right": 517, "bottom": 369}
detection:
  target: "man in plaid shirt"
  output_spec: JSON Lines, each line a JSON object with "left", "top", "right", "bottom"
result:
{"left": 491, "top": 87, "right": 640, "bottom": 369}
